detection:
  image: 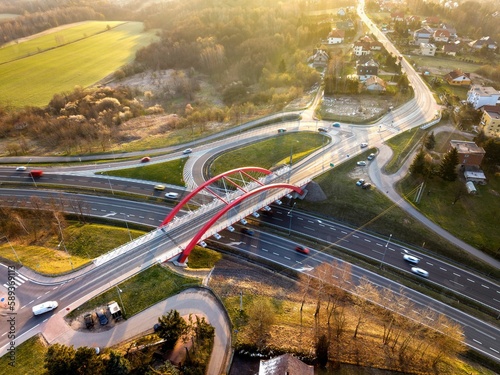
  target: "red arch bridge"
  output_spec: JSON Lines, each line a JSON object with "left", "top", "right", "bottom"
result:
{"left": 160, "top": 166, "right": 307, "bottom": 264}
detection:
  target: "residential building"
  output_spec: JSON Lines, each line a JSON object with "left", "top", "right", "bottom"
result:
{"left": 362, "top": 76, "right": 386, "bottom": 91}
{"left": 440, "top": 23, "right": 457, "bottom": 40}
{"left": 444, "top": 69, "right": 471, "bottom": 86}
{"left": 309, "top": 49, "right": 329, "bottom": 68}
{"left": 449, "top": 140, "right": 485, "bottom": 167}
{"left": 443, "top": 41, "right": 460, "bottom": 56}
{"left": 353, "top": 40, "right": 371, "bottom": 56}
{"left": 469, "top": 36, "right": 497, "bottom": 50}
{"left": 413, "top": 27, "right": 432, "bottom": 44}
{"left": 258, "top": 354, "right": 314, "bottom": 375}
{"left": 433, "top": 29, "right": 451, "bottom": 42}
{"left": 464, "top": 168, "right": 487, "bottom": 185}
{"left": 467, "top": 85, "right": 500, "bottom": 109}
{"left": 356, "top": 57, "right": 379, "bottom": 81}
{"left": 480, "top": 105, "right": 500, "bottom": 138}
{"left": 420, "top": 43, "right": 437, "bottom": 56}
{"left": 327, "top": 29, "right": 345, "bottom": 44}
{"left": 391, "top": 11, "right": 404, "bottom": 22}
{"left": 425, "top": 16, "right": 440, "bottom": 25}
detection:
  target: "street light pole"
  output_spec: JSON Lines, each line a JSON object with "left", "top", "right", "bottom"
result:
{"left": 116, "top": 286, "right": 126, "bottom": 315}
{"left": 381, "top": 233, "right": 392, "bottom": 268}
{"left": 287, "top": 202, "right": 296, "bottom": 236}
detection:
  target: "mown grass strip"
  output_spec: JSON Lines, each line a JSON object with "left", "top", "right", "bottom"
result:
{"left": 0, "top": 335, "right": 46, "bottom": 375}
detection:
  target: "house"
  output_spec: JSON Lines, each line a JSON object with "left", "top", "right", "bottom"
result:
{"left": 425, "top": 16, "right": 440, "bottom": 25}
{"left": 413, "top": 27, "right": 432, "bottom": 44}
{"left": 327, "top": 29, "right": 345, "bottom": 44}
{"left": 480, "top": 105, "right": 500, "bottom": 138}
{"left": 369, "top": 41, "right": 383, "bottom": 52}
{"left": 433, "top": 29, "right": 451, "bottom": 42}
{"left": 440, "top": 23, "right": 458, "bottom": 40}
{"left": 467, "top": 85, "right": 500, "bottom": 109}
{"left": 449, "top": 140, "right": 485, "bottom": 167}
{"left": 464, "top": 168, "right": 487, "bottom": 185}
{"left": 420, "top": 43, "right": 437, "bottom": 56}
{"left": 258, "top": 354, "right": 314, "bottom": 375}
{"left": 353, "top": 40, "right": 372, "bottom": 56}
{"left": 357, "top": 57, "right": 379, "bottom": 81}
{"left": 443, "top": 42, "right": 460, "bottom": 56}
{"left": 337, "top": 8, "right": 346, "bottom": 17}
{"left": 362, "top": 76, "right": 386, "bottom": 91}
{"left": 309, "top": 49, "right": 329, "bottom": 68}
{"left": 391, "top": 11, "right": 404, "bottom": 22}
{"left": 444, "top": 69, "right": 471, "bottom": 86}
{"left": 469, "top": 36, "right": 498, "bottom": 50}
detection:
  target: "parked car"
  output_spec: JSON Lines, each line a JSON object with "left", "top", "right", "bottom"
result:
{"left": 198, "top": 241, "right": 207, "bottom": 248}
{"left": 15, "top": 166, "right": 27, "bottom": 171}
{"left": 332, "top": 122, "right": 341, "bottom": 128}
{"left": 240, "top": 218, "right": 248, "bottom": 225}
{"left": 213, "top": 233, "right": 222, "bottom": 240}
{"left": 96, "top": 310, "right": 108, "bottom": 325}
{"left": 356, "top": 161, "right": 367, "bottom": 166}
{"left": 241, "top": 227, "right": 254, "bottom": 236}
{"left": 411, "top": 267, "right": 429, "bottom": 278}
{"left": 360, "top": 143, "right": 368, "bottom": 148}
{"left": 275, "top": 199, "right": 282, "bottom": 205}
{"left": 153, "top": 323, "right": 161, "bottom": 333}
{"left": 277, "top": 128, "right": 286, "bottom": 133}
{"left": 165, "top": 192, "right": 179, "bottom": 199}
{"left": 154, "top": 184, "right": 165, "bottom": 191}
{"left": 295, "top": 245, "right": 310, "bottom": 255}
{"left": 252, "top": 211, "right": 260, "bottom": 218}
{"left": 367, "top": 153, "right": 376, "bottom": 160}
{"left": 318, "top": 127, "right": 328, "bottom": 132}
{"left": 362, "top": 182, "right": 372, "bottom": 189}
{"left": 356, "top": 179, "right": 365, "bottom": 186}
{"left": 403, "top": 254, "right": 419, "bottom": 264}
{"left": 183, "top": 148, "right": 192, "bottom": 154}
{"left": 84, "top": 313, "right": 95, "bottom": 329}
{"left": 141, "top": 156, "right": 151, "bottom": 163}
{"left": 227, "top": 225, "right": 235, "bottom": 232}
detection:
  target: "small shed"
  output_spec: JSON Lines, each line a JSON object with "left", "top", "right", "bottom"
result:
{"left": 107, "top": 301, "right": 122, "bottom": 320}
{"left": 466, "top": 181, "right": 477, "bottom": 195}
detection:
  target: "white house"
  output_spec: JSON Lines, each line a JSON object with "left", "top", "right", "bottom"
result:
{"left": 327, "top": 29, "right": 345, "bottom": 44}
{"left": 467, "top": 85, "right": 500, "bottom": 109}
{"left": 420, "top": 43, "right": 437, "bottom": 56}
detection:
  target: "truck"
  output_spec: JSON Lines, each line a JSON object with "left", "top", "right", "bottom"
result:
{"left": 29, "top": 170, "right": 43, "bottom": 178}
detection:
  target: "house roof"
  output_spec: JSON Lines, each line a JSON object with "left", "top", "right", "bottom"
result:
{"left": 357, "top": 57, "right": 379, "bottom": 67}
{"left": 328, "top": 29, "right": 345, "bottom": 38}
{"left": 482, "top": 105, "right": 500, "bottom": 118}
{"left": 444, "top": 69, "right": 470, "bottom": 80}
{"left": 434, "top": 29, "right": 450, "bottom": 38}
{"left": 449, "top": 140, "right": 485, "bottom": 155}
{"left": 469, "top": 85, "right": 500, "bottom": 97}
{"left": 259, "top": 354, "right": 314, "bottom": 375}
{"left": 443, "top": 42, "right": 460, "bottom": 52}
{"left": 425, "top": 16, "right": 440, "bottom": 24}
{"left": 364, "top": 76, "right": 386, "bottom": 88}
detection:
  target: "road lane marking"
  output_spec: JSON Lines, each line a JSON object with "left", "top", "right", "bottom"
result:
{"left": 303, "top": 226, "right": 315, "bottom": 231}
{"left": 261, "top": 248, "right": 268, "bottom": 252}
{"left": 376, "top": 243, "right": 382, "bottom": 247}
{"left": 297, "top": 217, "right": 303, "bottom": 221}
{"left": 491, "top": 347, "right": 499, "bottom": 354}
{"left": 473, "top": 339, "right": 482, "bottom": 345}
{"left": 453, "top": 273, "right": 461, "bottom": 277}
{"left": 341, "top": 231, "right": 347, "bottom": 234}
{"left": 272, "top": 252, "right": 280, "bottom": 256}
{"left": 251, "top": 245, "right": 257, "bottom": 248}
{"left": 364, "top": 239, "right": 371, "bottom": 242}
{"left": 353, "top": 235, "right": 359, "bottom": 238}
{"left": 466, "top": 278, "right": 475, "bottom": 283}
{"left": 439, "top": 267, "right": 447, "bottom": 271}
{"left": 284, "top": 256, "right": 291, "bottom": 260}
{"left": 448, "top": 280, "right": 464, "bottom": 287}
{"left": 426, "top": 262, "right": 433, "bottom": 266}
{"left": 481, "top": 284, "right": 490, "bottom": 289}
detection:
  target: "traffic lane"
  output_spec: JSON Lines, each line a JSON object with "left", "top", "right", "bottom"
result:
{"left": 266, "top": 207, "right": 500, "bottom": 309}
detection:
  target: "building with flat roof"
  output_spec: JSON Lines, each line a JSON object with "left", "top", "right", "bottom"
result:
{"left": 467, "top": 85, "right": 500, "bottom": 109}
{"left": 480, "top": 105, "right": 500, "bottom": 138}
{"left": 449, "top": 140, "right": 485, "bottom": 166}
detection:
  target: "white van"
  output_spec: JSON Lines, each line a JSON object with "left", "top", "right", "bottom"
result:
{"left": 32, "top": 301, "right": 58, "bottom": 316}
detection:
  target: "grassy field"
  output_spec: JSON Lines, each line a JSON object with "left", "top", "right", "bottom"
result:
{"left": 211, "top": 132, "right": 328, "bottom": 174}
{"left": 0, "top": 223, "right": 145, "bottom": 274}
{"left": 384, "top": 126, "right": 426, "bottom": 174}
{"left": 407, "top": 54, "right": 482, "bottom": 75}
{"left": 0, "top": 21, "right": 125, "bottom": 64}
{"left": 0, "top": 335, "right": 46, "bottom": 375}
{"left": 0, "top": 21, "right": 157, "bottom": 107}
{"left": 187, "top": 246, "right": 222, "bottom": 269}
{"left": 103, "top": 157, "right": 188, "bottom": 186}
{"left": 67, "top": 264, "right": 200, "bottom": 319}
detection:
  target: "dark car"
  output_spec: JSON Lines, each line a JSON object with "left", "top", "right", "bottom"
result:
{"left": 141, "top": 156, "right": 151, "bottom": 163}
{"left": 318, "top": 127, "right": 328, "bottom": 132}
{"left": 84, "top": 313, "right": 94, "bottom": 329}
{"left": 362, "top": 182, "right": 372, "bottom": 190}
{"left": 96, "top": 310, "right": 108, "bottom": 326}
{"left": 241, "top": 227, "right": 254, "bottom": 236}
{"left": 153, "top": 323, "right": 161, "bottom": 333}
{"left": 295, "top": 245, "right": 310, "bottom": 255}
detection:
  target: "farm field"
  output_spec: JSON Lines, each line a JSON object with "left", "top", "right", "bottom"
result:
{"left": 0, "top": 21, "right": 157, "bottom": 108}
{"left": 0, "top": 21, "right": 126, "bottom": 64}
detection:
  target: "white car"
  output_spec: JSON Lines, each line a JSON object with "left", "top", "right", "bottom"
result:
{"left": 403, "top": 254, "right": 419, "bottom": 264}
{"left": 356, "top": 179, "right": 365, "bottom": 186}
{"left": 227, "top": 225, "right": 235, "bottom": 232}
{"left": 411, "top": 267, "right": 429, "bottom": 278}
{"left": 198, "top": 241, "right": 207, "bottom": 248}
{"left": 213, "top": 233, "right": 222, "bottom": 240}
{"left": 183, "top": 148, "right": 192, "bottom": 154}
{"left": 285, "top": 193, "right": 293, "bottom": 199}
{"left": 252, "top": 212, "right": 260, "bottom": 218}
{"left": 240, "top": 218, "right": 248, "bottom": 225}
{"left": 32, "top": 301, "right": 58, "bottom": 316}
{"left": 275, "top": 199, "right": 282, "bottom": 205}
{"left": 356, "top": 161, "right": 367, "bottom": 166}
{"left": 263, "top": 205, "right": 272, "bottom": 211}
{"left": 165, "top": 192, "right": 179, "bottom": 199}
{"left": 16, "top": 166, "right": 27, "bottom": 171}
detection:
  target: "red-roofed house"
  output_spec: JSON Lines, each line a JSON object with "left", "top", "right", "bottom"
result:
{"left": 443, "top": 42, "right": 460, "bottom": 56}
{"left": 391, "top": 11, "right": 405, "bottom": 21}
{"left": 444, "top": 69, "right": 471, "bottom": 86}
{"left": 327, "top": 29, "right": 345, "bottom": 44}
{"left": 433, "top": 29, "right": 451, "bottom": 42}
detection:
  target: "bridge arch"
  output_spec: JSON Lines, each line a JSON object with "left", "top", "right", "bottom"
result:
{"left": 177, "top": 182, "right": 303, "bottom": 263}
{"left": 160, "top": 167, "right": 273, "bottom": 227}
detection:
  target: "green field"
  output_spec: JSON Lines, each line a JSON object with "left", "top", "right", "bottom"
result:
{"left": 0, "top": 21, "right": 157, "bottom": 107}
{"left": 0, "top": 21, "right": 126, "bottom": 64}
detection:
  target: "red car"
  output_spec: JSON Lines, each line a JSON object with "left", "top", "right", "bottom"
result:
{"left": 295, "top": 245, "right": 309, "bottom": 255}
{"left": 141, "top": 156, "right": 151, "bottom": 163}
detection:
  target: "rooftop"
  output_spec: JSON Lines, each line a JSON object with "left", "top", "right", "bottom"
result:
{"left": 449, "top": 140, "right": 485, "bottom": 154}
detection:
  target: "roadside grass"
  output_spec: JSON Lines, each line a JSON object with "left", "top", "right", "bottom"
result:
{"left": 0, "top": 335, "right": 46, "bottom": 375}
{"left": 406, "top": 54, "right": 483, "bottom": 74}
{"left": 211, "top": 132, "right": 328, "bottom": 174}
{"left": 433, "top": 131, "right": 472, "bottom": 153}
{"left": 298, "top": 157, "right": 493, "bottom": 272}
{"left": 187, "top": 247, "right": 222, "bottom": 269}
{"left": 67, "top": 265, "right": 200, "bottom": 320}
{"left": 398, "top": 174, "right": 500, "bottom": 258}
{"left": 0, "top": 223, "right": 145, "bottom": 275}
{"left": 102, "top": 157, "right": 187, "bottom": 186}
{"left": 384, "top": 126, "right": 426, "bottom": 173}
{"left": 0, "top": 21, "right": 125, "bottom": 64}
{"left": 0, "top": 22, "right": 157, "bottom": 107}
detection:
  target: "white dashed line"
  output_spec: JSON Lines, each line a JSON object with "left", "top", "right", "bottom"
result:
{"left": 481, "top": 284, "right": 490, "bottom": 289}
{"left": 453, "top": 273, "right": 461, "bottom": 277}
{"left": 364, "top": 239, "right": 371, "bottom": 243}
{"left": 272, "top": 252, "right": 280, "bottom": 256}
{"left": 467, "top": 278, "right": 475, "bottom": 283}
{"left": 491, "top": 347, "right": 499, "bottom": 354}
{"left": 426, "top": 262, "right": 433, "bottom": 266}
{"left": 439, "top": 267, "right": 447, "bottom": 271}
{"left": 473, "top": 339, "right": 482, "bottom": 345}
{"left": 262, "top": 248, "right": 268, "bottom": 252}
{"left": 353, "top": 235, "right": 359, "bottom": 238}
{"left": 284, "top": 256, "right": 291, "bottom": 260}
{"left": 303, "top": 226, "right": 315, "bottom": 231}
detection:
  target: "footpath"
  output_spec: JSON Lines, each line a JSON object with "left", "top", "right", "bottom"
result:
{"left": 368, "top": 125, "right": 500, "bottom": 269}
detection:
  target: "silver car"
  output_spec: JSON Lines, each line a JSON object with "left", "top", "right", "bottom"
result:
{"left": 403, "top": 254, "right": 419, "bottom": 264}
{"left": 411, "top": 267, "right": 429, "bottom": 278}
